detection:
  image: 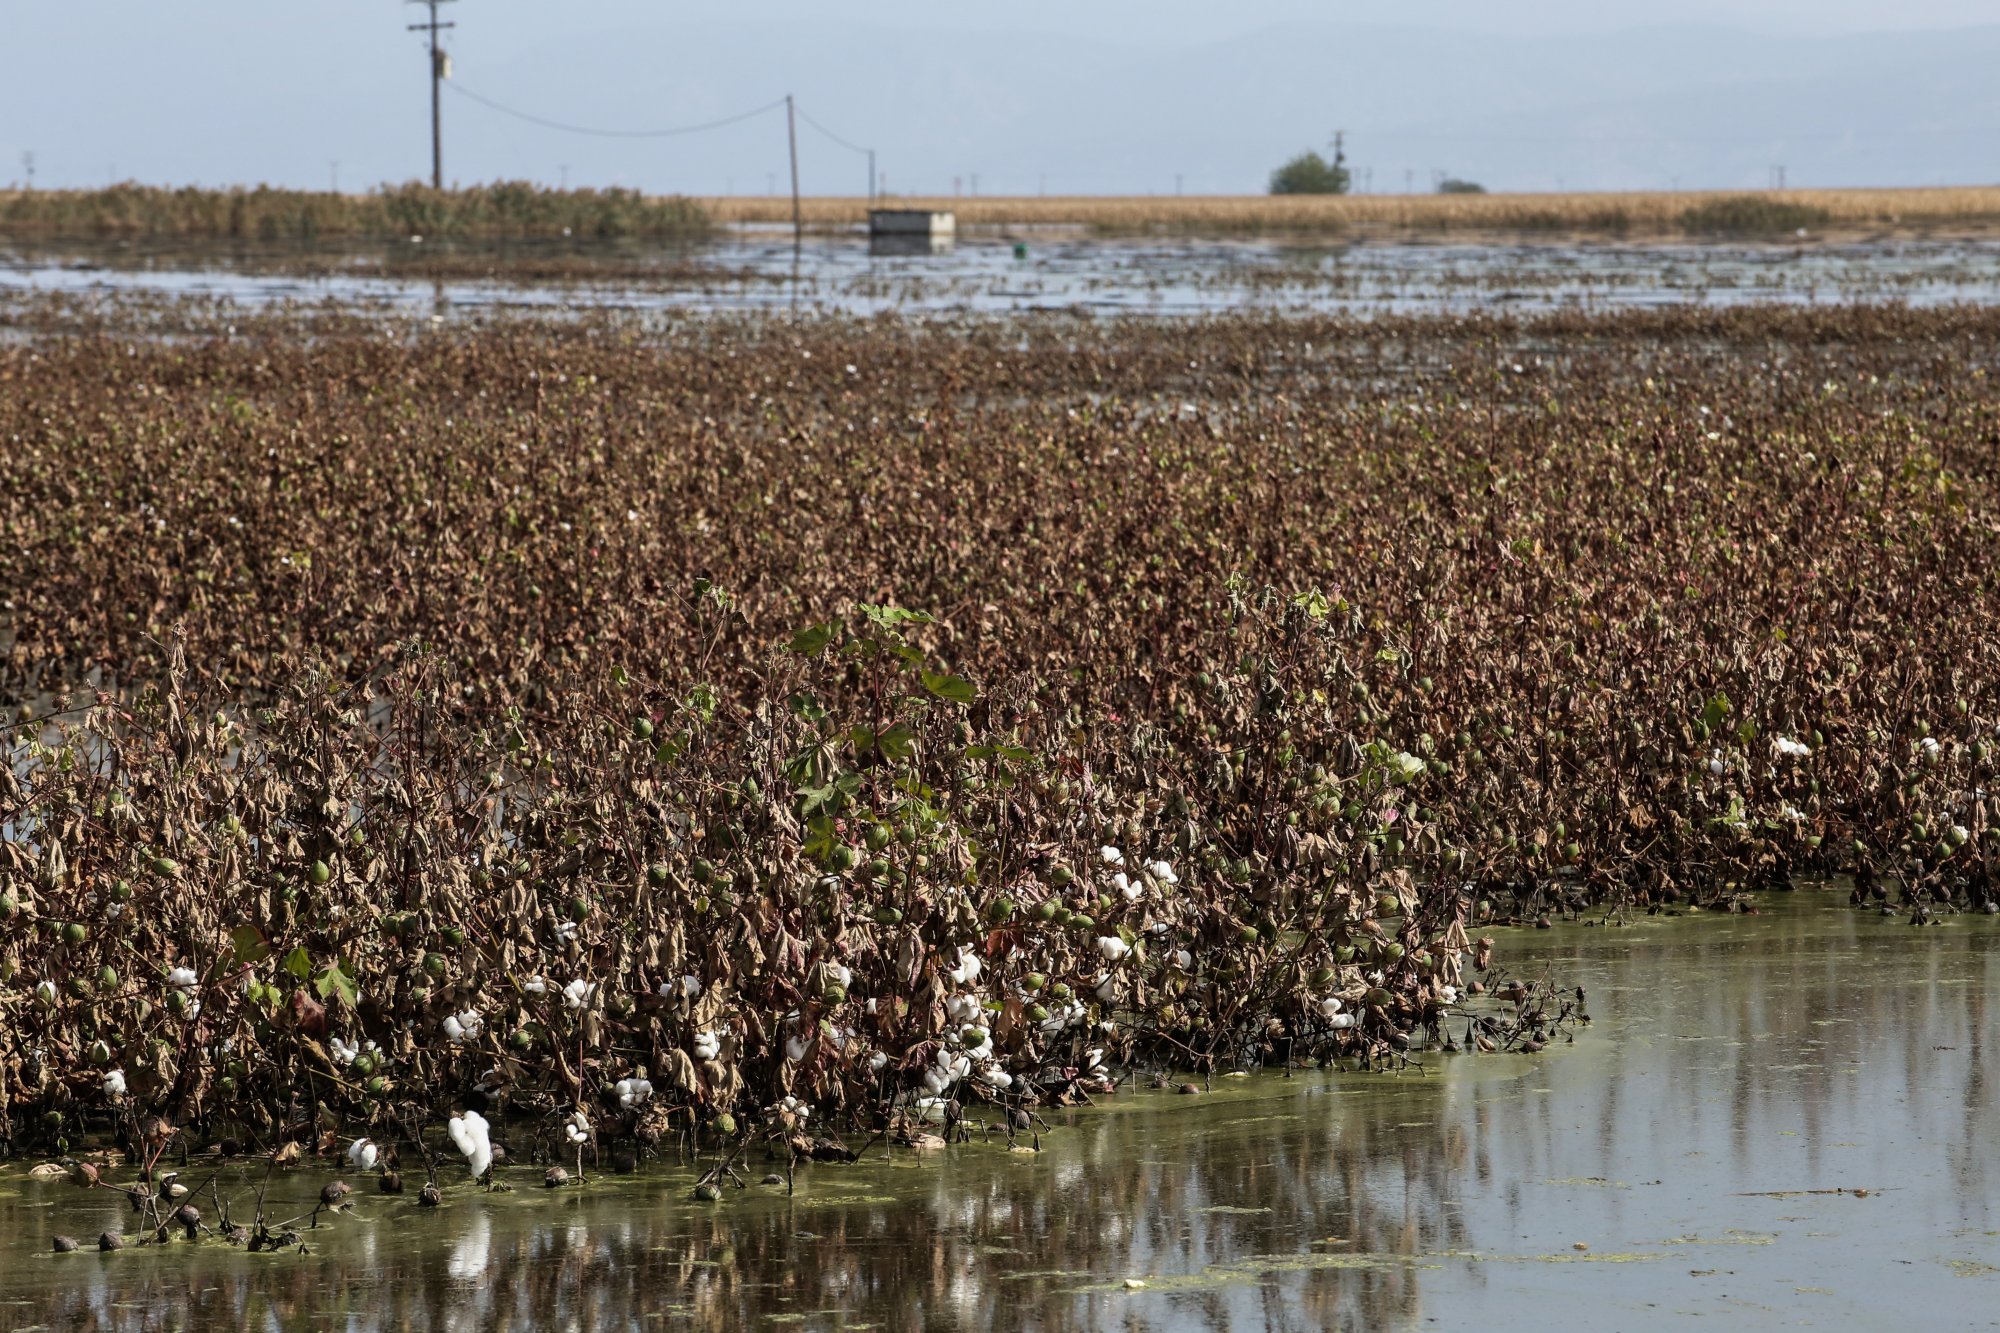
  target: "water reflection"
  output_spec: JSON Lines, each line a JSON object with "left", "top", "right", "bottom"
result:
{"left": 4, "top": 896, "right": 1998, "bottom": 1330}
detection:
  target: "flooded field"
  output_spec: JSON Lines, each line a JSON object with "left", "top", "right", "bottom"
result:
{"left": 6, "top": 230, "right": 2000, "bottom": 318}
{"left": 2, "top": 895, "right": 1994, "bottom": 1331}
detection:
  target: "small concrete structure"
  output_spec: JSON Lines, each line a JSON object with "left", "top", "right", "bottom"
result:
{"left": 868, "top": 209, "right": 956, "bottom": 239}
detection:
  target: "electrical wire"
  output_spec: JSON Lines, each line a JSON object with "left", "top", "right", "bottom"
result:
{"left": 794, "top": 103, "right": 870, "bottom": 156}
{"left": 445, "top": 82, "right": 789, "bottom": 139}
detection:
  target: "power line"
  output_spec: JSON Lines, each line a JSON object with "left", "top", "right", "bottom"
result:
{"left": 444, "top": 82, "right": 789, "bottom": 139}
{"left": 793, "top": 104, "right": 868, "bottom": 157}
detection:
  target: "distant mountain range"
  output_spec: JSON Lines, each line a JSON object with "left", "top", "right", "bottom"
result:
{"left": 3, "top": 15, "right": 1994, "bottom": 195}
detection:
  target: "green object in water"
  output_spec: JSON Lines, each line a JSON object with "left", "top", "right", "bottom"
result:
{"left": 1013, "top": 242, "right": 1027, "bottom": 260}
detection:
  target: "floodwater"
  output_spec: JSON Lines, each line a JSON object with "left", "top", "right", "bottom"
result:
{"left": 2, "top": 893, "right": 1995, "bottom": 1331}
{"left": 6, "top": 231, "right": 2000, "bottom": 319}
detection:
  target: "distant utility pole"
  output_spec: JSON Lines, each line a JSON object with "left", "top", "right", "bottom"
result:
{"left": 408, "top": 0, "right": 457, "bottom": 189}
{"left": 1769, "top": 164, "right": 1786, "bottom": 190}
{"left": 20, "top": 151, "right": 33, "bottom": 190}
{"left": 867, "top": 148, "right": 876, "bottom": 206}
{"left": 785, "top": 94, "right": 802, "bottom": 254}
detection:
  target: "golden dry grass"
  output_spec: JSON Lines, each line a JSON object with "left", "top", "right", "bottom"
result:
{"left": 705, "top": 187, "right": 2000, "bottom": 236}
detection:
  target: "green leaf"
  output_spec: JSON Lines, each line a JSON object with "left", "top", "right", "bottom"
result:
{"left": 859, "top": 604, "right": 933, "bottom": 632}
{"left": 315, "top": 960, "right": 357, "bottom": 1010}
{"left": 282, "top": 947, "right": 313, "bottom": 981}
{"left": 876, "top": 722, "right": 916, "bottom": 760}
{"left": 921, "top": 669, "right": 977, "bottom": 704}
{"left": 1699, "top": 692, "right": 1733, "bottom": 732}
{"left": 789, "top": 622, "right": 836, "bottom": 657}
{"left": 229, "top": 926, "right": 271, "bottom": 966}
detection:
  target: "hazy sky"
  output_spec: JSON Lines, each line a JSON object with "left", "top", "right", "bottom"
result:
{"left": 1, "top": 3, "right": 1994, "bottom": 194}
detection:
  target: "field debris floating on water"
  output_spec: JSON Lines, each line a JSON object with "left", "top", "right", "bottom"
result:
{"left": 0, "top": 297, "right": 1995, "bottom": 1189}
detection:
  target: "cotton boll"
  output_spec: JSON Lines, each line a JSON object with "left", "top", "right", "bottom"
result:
{"left": 102, "top": 1069, "right": 127, "bottom": 1097}
{"left": 448, "top": 1110, "right": 494, "bottom": 1180}
{"left": 978, "top": 1066, "right": 1013, "bottom": 1089}
{"left": 167, "top": 967, "right": 199, "bottom": 992}
{"left": 347, "top": 1138, "right": 379, "bottom": 1172}
{"left": 945, "top": 948, "right": 983, "bottom": 986}
{"left": 826, "top": 963, "right": 852, "bottom": 988}
{"left": 330, "top": 1036, "right": 359, "bottom": 1066}
{"left": 1328, "top": 1013, "right": 1356, "bottom": 1030}
{"left": 562, "top": 979, "right": 595, "bottom": 1010}
{"left": 692, "top": 1030, "right": 721, "bottom": 1061}
{"left": 1145, "top": 860, "right": 1178, "bottom": 886}
{"left": 523, "top": 976, "right": 548, "bottom": 995}
{"left": 1317, "top": 996, "right": 1344, "bottom": 1019}
{"left": 785, "top": 1035, "right": 810, "bottom": 1063}
{"left": 1099, "top": 846, "right": 1124, "bottom": 866}
{"left": 868, "top": 1051, "right": 890, "bottom": 1074}
{"left": 1096, "top": 935, "right": 1131, "bottom": 962}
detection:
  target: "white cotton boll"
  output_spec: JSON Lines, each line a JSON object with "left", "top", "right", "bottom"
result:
{"left": 1145, "top": 860, "right": 1178, "bottom": 886}
{"left": 780, "top": 1095, "right": 811, "bottom": 1119}
{"left": 1171, "top": 949, "right": 1192, "bottom": 970}
{"left": 964, "top": 1035, "right": 994, "bottom": 1062}
{"left": 1782, "top": 805, "right": 1806, "bottom": 822}
{"left": 1329, "top": 1013, "right": 1356, "bottom": 1030}
{"left": 693, "top": 1031, "right": 721, "bottom": 1061}
{"left": 615, "top": 1078, "right": 653, "bottom": 1108}
{"left": 1707, "top": 754, "right": 1726, "bottom": 777}
{"left": 448, "top": 1110, "right": 493, "bottom": 1179}
{"left": 330, "top": 1036, "right": 359, "bottom": 1066}
{"left": 562, "top": 979, "right": 594, "bottom": 1010}
{"left": 347, "top": 1138, "right": 379, "bottom": 1172}
{"left": 826, "top": 963, "right": 852, "bottom": 988}
{"left": 443, "top": 1015, "right": 463, "bottom": 1042}
{"left": 947, "top": 994, "right": 980, "bottom": 1024}
{"left": 922, "top": 1068, "right": 950, "bottom": 1095}
{"left": 167, "top": 967, "right": 199, "bottom": 992}
{"left": 1318, "top": 996, "right": 1344, "bottom": 1019}
{"left": 1772, "top": 737, "right": 1812, "bottom": 759}
{"left": 523, "top": 976, "right": 548, "bottom": 995}
{"left": 102, "top": 1069, "right": 127, "bottom": 1097}
{"left": 445, "top": 1010, "right": 482, "bottom": 1043}
{"left": 946, "top": 949, "right": 983, "bottom": 986}
{"left": 1100, "top": 846, "right": 1124, "bottom": 866}
{"left": 1438, "top": 985, "right": 1458, "bottom": 1004}
{"left": 946, "top": 1052, "right": 972, "bottom": 1080}
{"left": 36, "top": 980, "right": 57, "bottom": 1004}
{"left": 979, "top": 1066, "right": 1013, "bottom": 1088}
{"left": 1096, "top": 936, "right": 1131, "bottom": 962}
{"left": 868, "top": 1051, "right": 890, "bottom": 1074}
{"left": 1110, "top": 870, "right": 1133, "bottom": 897}
{"left": 785, "top": 1035, "right": 810, "bottom": 1063}
{"left": 1082, "top": 1048, "right": 1104, "bottom": 1071}
{"left": 1094, "top": 975, "right": 1119, "bottom": 1004}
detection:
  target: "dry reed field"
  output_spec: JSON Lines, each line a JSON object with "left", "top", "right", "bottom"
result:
{"left": 1, "top": 300, "right": 1995, "bottom": 1183}
{"left": 711, "top": 186, "right": 2000, "bottom": 236}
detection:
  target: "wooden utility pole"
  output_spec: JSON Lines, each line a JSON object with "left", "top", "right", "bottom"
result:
{"left": 408, "top": 0, "right": 457, "bottom": 189}
{"left": 786, "top": 94, "right": 802, "bottom": 253}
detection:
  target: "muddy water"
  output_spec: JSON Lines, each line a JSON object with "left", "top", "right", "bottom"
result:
{"left": 6, "top": 234, "right": 2000, "bottom": 318}
{"left": 2, "top": 893, "right": 1996, "bottom": 1331}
